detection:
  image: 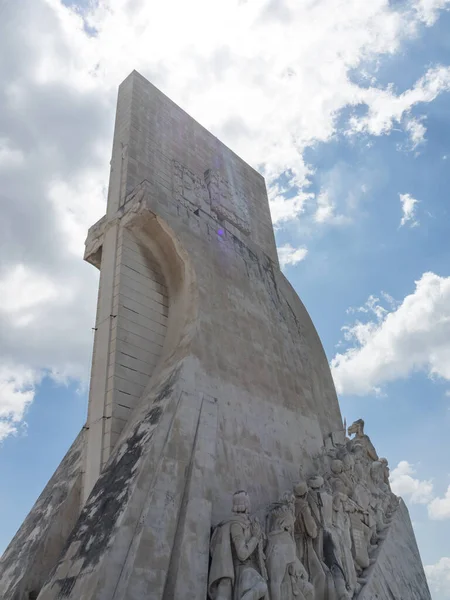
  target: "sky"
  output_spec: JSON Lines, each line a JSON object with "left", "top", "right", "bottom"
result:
{"left": 0, "top": 0, "right": 449, "bottom": 596}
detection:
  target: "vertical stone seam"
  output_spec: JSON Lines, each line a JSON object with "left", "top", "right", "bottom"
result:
{"left": 161, "top": 394, "right": 206, "bottom": 599}
{"left": 100, "top": 223, "right": 121, "bottom": 468}
{"left": 110, "top": 389, "right": 185, "bottom": 600}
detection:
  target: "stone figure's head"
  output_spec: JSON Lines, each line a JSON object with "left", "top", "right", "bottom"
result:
{"left": 348, "top": 418, "right": 365, "bottom": 438}
{"left": 268, "top": 497, "right": 295, "bottom": 533}
{"left": 232, "top": 490, "right": 251, "bottom": 514}
{"left": 308, "top": 476, "right": 324, "bottom": 490}
{"left": 282, "top": 491, "right": 296, "bottom": 508}
{"left": 380, "top": 457, "right": 390, "bottom": 475}
{"left": 331, "top": 459, "right": 344, "bottom": 475}
{"left": 294, "top": 481, "right": 308, "bottom": 499}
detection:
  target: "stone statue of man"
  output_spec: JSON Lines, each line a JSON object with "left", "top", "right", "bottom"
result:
{"left": 208, "top": 491, "right": 268, "bottom": 600}
{"left": 307, "top": 476, "right": 350, "bottom": 600}
{"left": 265, "top": 492, "right": 314, "bottom": 600}
{"left": 347, "top": 419, "right": 378, "bottom": 462}
{"left": 294, "top": 480, "right": 326, "bottom": 598}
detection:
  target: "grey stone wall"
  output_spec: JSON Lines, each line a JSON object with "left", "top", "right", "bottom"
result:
{"left": 0, "top": 430, "right": 84, "bottom": 600}
{"left": 359, "top": 500, "right": 431, "bottom": 600}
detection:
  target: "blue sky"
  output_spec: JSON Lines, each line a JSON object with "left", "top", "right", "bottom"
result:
{"left": 1, "top": 0, "right": 450, "bottom": 597}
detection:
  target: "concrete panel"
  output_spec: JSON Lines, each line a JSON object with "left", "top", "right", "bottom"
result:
{"left": 119, "top": 272, "right": 168, "bottom": 307}
{"left": 112, "top": 312, "right": 165, "bottom": 347}
{"left": 112, "top": 337, "right": 161, "bottom": 369}
{"left": 115, "top": 288, "right": 169, "bottom": 322}
{"left": 118, "top": 244, "right": 166, "bottom": 282}
{"left": 113, "top": 325, "right": 166, "bottom": 357}
{"left": 115, "top": 305, "right": 166, "bottom": 341}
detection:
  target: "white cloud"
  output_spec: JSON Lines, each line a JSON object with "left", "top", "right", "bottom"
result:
{"left": 38, "top": 0, "right": 450, "bottom": 226}
{"left": 314, "top": 192, "right": 349, "bottom": 225}
{"left": 331, "top": 272, "right": 450, "bottom": 395}
{"left": 0, "top": 366, "right": 39, "bottom": 442}
{"left": 313, "top": 163, "right": 371, "bottom": 227}
{"left": 0, "top": 265, "right": 60, "bottom": 318}
{"left": 428, "top": 486, "right": 450, "bottom": 519}
{"left": 277, "top": 244, "right": 308, "bottom": 269}
{"left": 425, "top": 557, "right": 450, "bottom": 599}
{"left": 414, "top": 0, "right": 450, "bottom": 26}
{"left": 348, "top": 65, "right": 450, "bottom": 139}
{"left": 0, "top": 138, "right": 24, "bottom": 168}
{"left": 399, "top": 192, "right": 420, "bottom": 227}
{"left": 405, "top": 117, "right": 427, "bottom": 148}
{"left": 0, "top": 0, "right": 450, "bottom": 440}
{"left": 390, "top": 460, "right": 434, "bottom": 504}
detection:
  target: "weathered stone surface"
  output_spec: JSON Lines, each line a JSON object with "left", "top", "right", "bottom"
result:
{"left": 0, "top": 71, "right": 431, "bottom": 600}
{"left": 358, "top": 500, "right": 432, "bottom": 600}
{"left": 0, "top": 430, "right": 84, "bottom": 600}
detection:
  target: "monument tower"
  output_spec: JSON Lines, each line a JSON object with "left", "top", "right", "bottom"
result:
{"left": 0, "top": 71, "right": 430, "bottom": 600}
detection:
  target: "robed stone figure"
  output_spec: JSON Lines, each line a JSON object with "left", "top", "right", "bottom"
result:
{"left": 208, "top": 491, "right": 268, "bottom": 600}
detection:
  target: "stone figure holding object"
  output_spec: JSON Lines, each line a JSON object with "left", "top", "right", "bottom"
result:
{"left": 331, "top": 479, "right": 359, "bottom": 598}
{"left": 307, "top": 476, "right": 350, "bottom": 600}
{"left": 294, "top": 480, "right": 327, "bottom": 599}
{"left": 347, "top": 419, "right": 378, "bottom": 463}
{"left": 208, "top": 491, "right": 268, "bottom": 600}
{"left": 265, "top": 492, "right": 314, "bottom": 600}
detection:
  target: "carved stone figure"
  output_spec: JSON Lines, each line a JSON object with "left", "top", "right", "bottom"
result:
{"left": 351, "top": 442, "right": 378, "bottom": 544}
{"left": 329, "top": 460, "right": 353, "bottom": 498}
{"left": 379, "top": 458, "right": 399, "bottom": 515}
{"left": 208, "top": 491, "right": 268, "bottom": 600}
{"left": 207, "top": 421, "right": 401, "bottom": 599}
{"left": 294, "top": 481, "right": 327, "bottom": 599}
{"left": 266, "top": 492, "right": 314, "bottom": 600}
{"left": 332, "top": 481, "right": 359, "bottom": 598}
{"left": 306, "top": 476, "right": 349, "bottom": 600}
{"left": 369, "top": 461, "right": 389, "bottom": 533}
{"left": 343, "top": 444, "right": 375, "bottom": 573}
{"left": 347, "top": 419, "right": 378, "bottom": 462}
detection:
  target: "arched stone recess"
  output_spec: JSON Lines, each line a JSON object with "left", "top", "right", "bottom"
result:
{"left": 105, "top": 184, "right": 198, "bottom": 457}
{"left": 82, "top": 181, "right": 198, "bottom": 500}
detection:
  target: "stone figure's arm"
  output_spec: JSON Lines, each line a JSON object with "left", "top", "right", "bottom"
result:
{"left": 230, "top": 522, "right": 259, "bottom": 562}
{"left": 300, "top": 504, "right": 318, "bottom": 539}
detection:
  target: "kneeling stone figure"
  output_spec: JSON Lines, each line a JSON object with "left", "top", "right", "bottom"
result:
{"left": 208, "top": 491, "right": 268, "bottom": 600}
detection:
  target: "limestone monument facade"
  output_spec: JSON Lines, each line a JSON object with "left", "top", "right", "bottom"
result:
{"left": 0, "top": 71, "right": 431, "bottom": 600}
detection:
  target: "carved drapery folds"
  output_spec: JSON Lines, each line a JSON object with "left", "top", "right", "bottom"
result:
{"left": 208, "top": 420, "right": 399, "bottom": 600}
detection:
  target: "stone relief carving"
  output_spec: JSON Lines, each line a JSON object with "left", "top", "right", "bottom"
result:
{"left": 208, "top": 490, "right": 268, "bottom": 600}
{"left": 172, "top": 161, "right": 251, "bottom": 235}
{"left": 266, "top": 493, "right": 314, "bottom": 600}
{"left": 208, "top": 419, "right": 399, "bottom": 600}
{"left": 347, "top": 419, "right": 378, "bottom": 462}
{"left": 173, "top": 160, "right": 210, "bottom": 211}
{"left": 205, "top": 169, "right": 251, "bottom": 235}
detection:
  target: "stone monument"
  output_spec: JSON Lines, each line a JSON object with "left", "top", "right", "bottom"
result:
{"left": 0, "top": 71, "right": 431, "bottom": 600}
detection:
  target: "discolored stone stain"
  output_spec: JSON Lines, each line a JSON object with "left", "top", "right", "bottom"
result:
{"left": 52, "top": 367, "right": 180, "bottom": 595}
{"left": 0, "top": 432, "right": 84, "bottom": 599}
{"left": 233, "top": 233, "right": 293, "bottom": 325}
{"left": 58, "top": 577, "right": 76, "bottom": 597}
{"left": 148, "top": 405, "right": 163, "bottom": 423}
